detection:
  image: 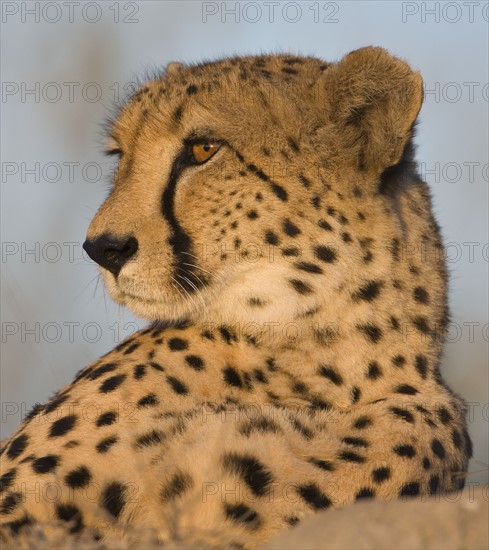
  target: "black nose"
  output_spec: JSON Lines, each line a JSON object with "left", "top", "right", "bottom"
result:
{"left": 83, "top": 235, "right": 138, "bottom": 276}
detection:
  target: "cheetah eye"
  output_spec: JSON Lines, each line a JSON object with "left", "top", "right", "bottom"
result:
{"left": 191, "top": 143, "right": 220, "bottom": 164}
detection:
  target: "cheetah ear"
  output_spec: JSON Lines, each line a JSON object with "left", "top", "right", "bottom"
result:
{"left": 323, "top": 46, "right": 423, "bottom": 173}
{"left": 165, "top": 62, "right": 184, "bottom": 76}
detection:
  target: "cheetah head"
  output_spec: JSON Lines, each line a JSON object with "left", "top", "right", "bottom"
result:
{"left": 84, "top": 47, "right": 424, "bottom": 326}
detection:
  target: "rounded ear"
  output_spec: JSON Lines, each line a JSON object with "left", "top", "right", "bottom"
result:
{"left": 323, "top": 46, "right": 423, "bottom": 173}
{"left": 165, "top": 62, "right": 185, "bottom": 76}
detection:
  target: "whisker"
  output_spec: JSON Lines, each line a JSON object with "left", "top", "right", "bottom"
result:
{"left": 181, "top": 262, "right": 214, "bottom": 278}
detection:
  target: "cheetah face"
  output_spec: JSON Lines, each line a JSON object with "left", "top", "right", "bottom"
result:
{"left": 84, "top": 48, "right": 423, "bottom": 323}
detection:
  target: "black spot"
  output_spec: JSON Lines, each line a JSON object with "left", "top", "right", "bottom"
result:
{"left": 356, "top": 488, "right": 375, "bottom": 500}
{"left": 100, "top": 374, "right": 126, "bottom": 393}
{"left": 289, "top": 279, "right": 313, "bottom": 295}
{"left": 266, "top": 357, "right": 278, "bottom": 372}
{"left": 219, "top": 325, "right": 238, "bottom": 344}
{"left": 390, "top": 407, "right": 414, "bottom": 423}
{"left": 32, "top": 454, "right": 59, "bottom": 474}
{"left": 372, "top": 467, "right": 391, "bottom": 483}
{"left": 351, "top": 387, "right": 361, "bottom": 403}
{"left": 24, "top": 402, "right": 44, "bottom": 422}
{"left": 314, "top": 245, "right": 337, "bottom": 263}
{"left": 49, "top": 414, "right": 77, "bottom": 437}
{"left": 431, "top": 439, "right": 446, "bottom": 459}
{"left": 390, "top": 238, "right": 400, "bottom": 261}
{"left": 395, "top": 384, "right": 418, "bottom": 395}
{"left": 437, "top": 407, "right": 452, "bottom": 424}
{"left": 366, "top": 361, "right": 382, "bottom": 380}
{"left": 394, "top": 444, "right": 416, "bottom": 458}
{"left": 415, "top": 355, "right": 428, "bottom": 378}
{"left": 224, "top": 502, "right": 261, "bottom": 529}
{"left": 265, "top": 230, "right": 280, "bottom": 245}
{"left": 392, "top": 355, "right": 406, "bottom": 367}
{"left": 295, "top": 262, "right": 323, "bottom": 274}
{"left": 133, "top": 364, "right": 146, "bottom": 379}
{"left": 342, "top": 232, "right": 352, "bottom": 243}
{"left": 318, "top": 365, "right": 343, "bottom": 386}
{"left": 422, "top": 457, "right": 431, "bottom": 470}
{"left": 452, "top": 429, "right": 462, "bottom": 449}
{"left": 353, "top": 281, "right": 383, "bottom": 302}
{"left": 166, "top": 376, "right": 188, "bottom": 395}
{"left": 342, "top": 437, "right": 369, "bottom": 448}
{"left": 429, "top": 475, "right": 439, "bottom": 494}
{"left": 270, "top": 183, "right": 288, "bottom": 201}
{"left": 390, "top": 316, "right": 400, "bottom": 330}
{"left": 287, "top": 136, "right": 300, "bottom": 152}
{"left": 247, "top": 210, "right": 259, "bottom": 220}
{"left": 96, "top": 436, "right": 118, "bottom": 453}
{"left": 222, "top": 453, "right": 274, "bottom": 497}
{"left": 399, "top": 482, "right": 420, "bottom": 497}
{"left": 299, "top": 175, "right": 311, "bottom": 188}
{"left": 297, "top": 483, "right": 332, "bottom": 510}
{"left": 149, "top": 361, "right": 165, "bottom": 372}
{"left": 44, "top": 393, "right": 70, "bottom": 414}
{"left": 0, "top": 468, "right": 16, "bottom": 494}
{"left": 6, "top": 434, "right": 29, "bottom": 460}
{"left": 101, "top": 482, "right": 126, "bottom": 518}
{"left": 292, "top": 381, "right": 308, "bottom": 394}
{"left": 0, "top": 492, "right": 22, "bottom": 515}
{"left": 136, "top": 430, "right": 165, "bottom": 448}
{"left": 137, "top": 393, "right": 159, "bottom": 408}
{"left": 96, "top": 411, "right": 117, "bottom": 427}
{"left": 186, "top": 84, "right": 198, "bottom": 95}
{"left": 123, "top": 342, "right": 140, "bottom": 355}
{"left": 413, "top": 287, "right": 430, "bottom": 304}
{"left": 413, "top": 316, "right": 431, "bottom": 334}
{"left": 3, "top": 514, "right": 33, "bottom": 534}
{"left": 168, "top": 337, "right": 188, "bottom": 351}
{"left": 87, "top": 363, "right": 118, "bottom": 380}
{"left": 311, "top": 196, "right": 321, "bottom": 209}
{"left": 56, "top": 503, "right": 83, "bottom": 533}
{"left": 338, "top": 451, "right": 365, "bottom": 463}
{"left": 65, "top": 466, "right": 91, "bottom": 489}
{"left": 358, "top": 324, "right": 383, "bottom": 343}
{"left": 309, "top": 397, "right": 331, "bottom": 410}
{"left": 308, "top": 458, "right": 335, "bottom": 471}
{"left": 173, "top": 105, "right": 184, "bottom": 122}
{"left": 318, "top": 219, "right": 333, "bottom": 231}
{"left": 289, "top": 417, "right": 313, "bottom": 439}
{"left": 463, "top": 428, "right": 473, "bottom": 457}
{"left": 253, "top": 369, "right": 268, "bottom": 383}
{"left": 283, "top": 219, "right": 300, "bottom": 237}
{"left": 184, "top": 354, "right": 205, "bottom": 371}
{"left": 161, "top": 471, "right": 193, "bottom": 501}
{"left": 286, "top": 515, "right": 300, "bottom": 526}
{"left": 221, "top": 366, "right": 243, "bottom": 388}
{"left": 239, "top": 417, "right": 280, "bottom": 437}
{"left": 353, "top": 416, "right": 372, "bottom": 430}
{"left": 282, "top": 246, "right": 300, "bottom": 257}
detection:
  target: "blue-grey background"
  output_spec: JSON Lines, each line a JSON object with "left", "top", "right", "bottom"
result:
{"left": 1, "top": 1, "right": 488, "bottom": 485}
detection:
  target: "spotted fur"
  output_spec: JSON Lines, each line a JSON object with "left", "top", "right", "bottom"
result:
{"left": 0, "top": 47, "right": 471, "bottom": 548}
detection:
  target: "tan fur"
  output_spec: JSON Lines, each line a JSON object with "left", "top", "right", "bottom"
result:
{"left": 0, "top": 47, "right": 471, "bottom": 548}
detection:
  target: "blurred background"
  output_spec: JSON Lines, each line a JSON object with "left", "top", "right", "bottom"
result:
{"left": 1, "top": 1, "right": 487, "bottom": 485}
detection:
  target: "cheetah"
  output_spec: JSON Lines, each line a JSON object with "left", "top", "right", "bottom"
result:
{"left": 0, "top": 47, "right": 472, "bottom": 548}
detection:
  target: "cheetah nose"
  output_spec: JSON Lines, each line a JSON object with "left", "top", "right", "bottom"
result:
{"left": 83, "top": 235, "right": 139, "bottom": 277}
